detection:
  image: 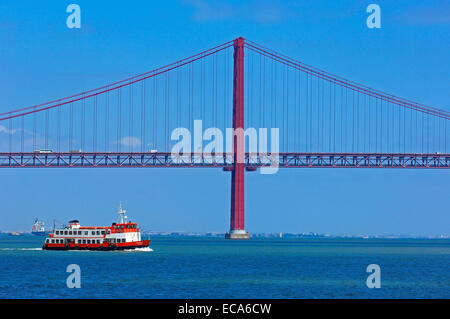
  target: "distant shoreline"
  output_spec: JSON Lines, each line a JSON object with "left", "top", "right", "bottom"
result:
{"left": 1, "top": 231, "right": 448, "bottom": 240}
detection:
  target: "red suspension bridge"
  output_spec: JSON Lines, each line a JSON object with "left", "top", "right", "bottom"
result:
{"left": 1, "top": 37, "right": 449, "bottom": 239}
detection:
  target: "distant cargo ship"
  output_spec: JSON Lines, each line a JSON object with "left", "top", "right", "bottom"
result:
{"left": 42, "top": 203, "right": 150, "bottom": 251}
{"left": 31, "top": 219, "right": 51, "bottom": 236}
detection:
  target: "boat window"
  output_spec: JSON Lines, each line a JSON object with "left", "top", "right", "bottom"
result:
{"left": 55, "top": 231, "right": 59, "bottom": 235}
{"left": 77, "top": 231, "right": 81, "bottom": 235}
{"left": 64, "top": 231, "right": 68, "bottom": 235}
{"left": 84, "top": 231, "right": 88, "bottom": 235}
{"left": 87, "top": 240, "right": 91, "bottom": 244}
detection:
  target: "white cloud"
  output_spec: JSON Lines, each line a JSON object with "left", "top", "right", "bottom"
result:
{"left": 116, "top": 136, "right": 142, "bottom": 147}
{"left": 0, "top": 125, "right": 16, "bottom": 135}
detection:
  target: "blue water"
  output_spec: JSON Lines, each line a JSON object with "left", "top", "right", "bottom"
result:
{"left": 0, "top": 236, "right": 449, "bottom": 298}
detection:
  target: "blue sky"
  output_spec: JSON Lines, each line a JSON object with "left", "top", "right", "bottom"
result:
{"left": 0, "top": 1, "right": 449, "bottom": 235}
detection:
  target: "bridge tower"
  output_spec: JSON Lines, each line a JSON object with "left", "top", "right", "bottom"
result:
{"left": 225, "top": 37, "right": 249, "bottom": 240}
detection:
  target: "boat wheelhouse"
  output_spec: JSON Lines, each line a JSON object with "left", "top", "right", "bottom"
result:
{"left": 42, "top": 203, "right": 150, "bottom": 250}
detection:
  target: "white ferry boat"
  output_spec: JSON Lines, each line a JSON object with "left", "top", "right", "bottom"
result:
{"left": 32, "top": 219, "right": 50, "bottom": 236}
{"left": 42, "top": 203, "right": 150, "bottom": 251}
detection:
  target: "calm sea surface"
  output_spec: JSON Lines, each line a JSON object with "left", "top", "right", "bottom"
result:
{"left": 0, "top": 236, "right": 449, "bottom": 299}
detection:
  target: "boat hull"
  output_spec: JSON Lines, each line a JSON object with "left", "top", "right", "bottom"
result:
{"left": 32, "top": 231, "right": 51, "bottom": 236}
{"left": 42, "top": 239, "right": 150, "bottom": 251}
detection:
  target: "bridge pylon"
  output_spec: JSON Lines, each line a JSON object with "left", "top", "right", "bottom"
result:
{"left": 225, "top": 37, "right": 249, "bottom": 240}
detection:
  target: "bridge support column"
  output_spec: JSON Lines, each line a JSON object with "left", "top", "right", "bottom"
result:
{"left": 226, "top": 37, "right": 249, "bottom": 240}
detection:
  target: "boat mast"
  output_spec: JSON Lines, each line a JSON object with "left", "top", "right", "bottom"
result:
{"left": 118, "top": 202, "right": 127, "bottom": 223}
